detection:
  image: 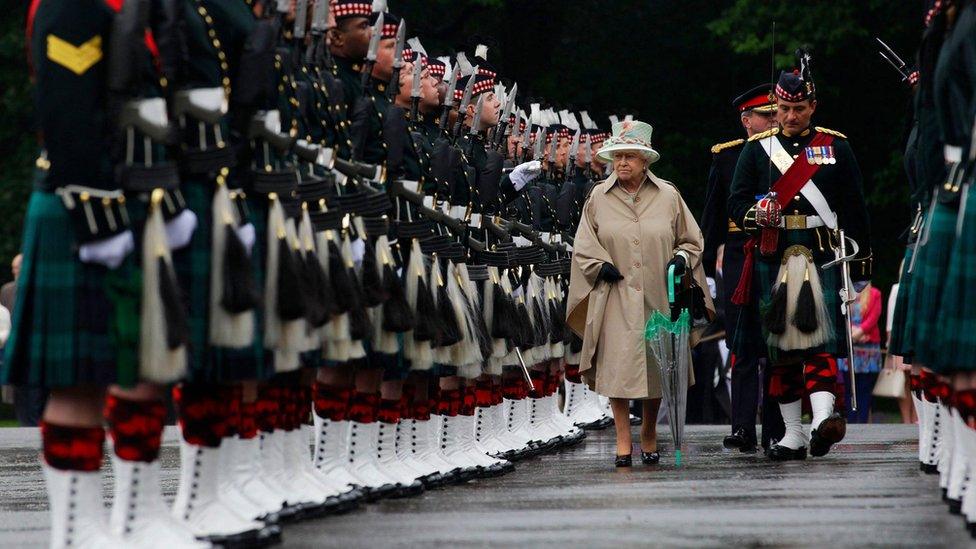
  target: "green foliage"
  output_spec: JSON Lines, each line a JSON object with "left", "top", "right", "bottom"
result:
{"left": 0, "top": 0, "right": 32, "bottom": 282}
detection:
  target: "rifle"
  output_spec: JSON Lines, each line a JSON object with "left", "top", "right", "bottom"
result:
{"left": 386, "top": 21, "right": 405, "bottom": 101}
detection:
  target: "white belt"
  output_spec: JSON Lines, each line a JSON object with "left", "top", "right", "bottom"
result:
{"left": 777, "top": 214, "right": 826, "bottom": 230}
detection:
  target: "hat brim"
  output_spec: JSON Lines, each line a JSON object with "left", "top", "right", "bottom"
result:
{"left": 596, "top": 143, "right": 661, "bottom": 164}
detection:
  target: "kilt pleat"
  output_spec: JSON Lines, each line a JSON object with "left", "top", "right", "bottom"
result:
{"left": 904, "top": 203, "right": 956, "bottom": 370}
{"left": 887, "top": 246, "right": 915, "bottom": 359}
{"left": 934, "top": 195, "right": 976, "bottom": 373}
{"left": 2, "top": 191, "right": 120, "bottom": 388}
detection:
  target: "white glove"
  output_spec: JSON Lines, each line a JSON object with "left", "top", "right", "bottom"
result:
{"left": 509, "top": 160, "right": 542, "bottom": 191}
{"left": 235, "top": 223, "right": 256, "bottom": 256}
{"left": 165, "top": 209, "right": 198, "bottom": 251}
{"left": 79, "top": 230, "right": 135, "bottom": 269}
{"left": 706, "top": 277, "right": 717, "bottom": 299}
{"left": 350, "top": 238, "right": 366, "bottom": 265}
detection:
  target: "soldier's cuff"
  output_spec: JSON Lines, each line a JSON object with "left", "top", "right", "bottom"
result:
{"left": 55, "top": 186, "right": 131, "bottom": 245}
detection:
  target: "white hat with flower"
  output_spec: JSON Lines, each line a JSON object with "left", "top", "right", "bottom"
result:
{"left": 595, "top": 120, "right": 660, "bottom": 164}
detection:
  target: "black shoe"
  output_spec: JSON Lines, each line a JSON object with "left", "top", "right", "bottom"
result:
{"left": 640, "top": 451, "right": 660, "bottom": 465}
{"left": 630, "top": 415, "right": 642, "bottom": 426}
{"left": 949, "top": 498, "right": 963, "bottom": 515}
{"left": 920, "top": 462, "right": 939, "bottom": 474}
{"left": 767, "top": 444, "right": 808, "bottom": 461}
{"left": 724, "top": 428, "right": 758, "bottom": 453}
{"left": 615, "top": 454, "right": 633, "bottom": 467}
{"left": 810, "top": 413, "right": 847, "bottom": 457}
{"left": 389, "top": 480, "right": 425, "bottom": 498}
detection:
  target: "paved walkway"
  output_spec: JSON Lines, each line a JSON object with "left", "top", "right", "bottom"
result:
{"left": 0, "top": 424, "right": 967, "bottom": 547}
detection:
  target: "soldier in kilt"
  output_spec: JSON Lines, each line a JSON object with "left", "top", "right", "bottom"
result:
{"left": 913, "top": 0, "right": 976, "bottom": 527}
{"left": 728, "top": 56, "right": 872, "bottom": 462}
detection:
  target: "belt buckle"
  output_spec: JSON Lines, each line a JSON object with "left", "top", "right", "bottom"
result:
{"left": 784, "top": 214, "right": 807, "bottom": 230}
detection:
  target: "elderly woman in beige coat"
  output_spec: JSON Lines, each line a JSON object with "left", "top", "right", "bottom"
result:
{"left": 567, "top": 120, "right": 713, "bottom": 467}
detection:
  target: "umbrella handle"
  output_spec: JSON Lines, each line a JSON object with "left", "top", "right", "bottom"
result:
{"left": 667, "top": 264, "right": 676, "bottom": 304}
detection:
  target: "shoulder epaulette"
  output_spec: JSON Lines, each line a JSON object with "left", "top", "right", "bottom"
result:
{"left": 710, "top": 138, "right": 745, "bottom": 154}
{"left": 815, "top": 126, "right": 847, "bottom": 139}
{"left": 747, "top": 127, "right": 779, "bottom": 142}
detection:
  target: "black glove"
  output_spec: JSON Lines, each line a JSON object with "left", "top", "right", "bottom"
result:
{"left": 597, "top": 263, "right": 624, "bottom": 283}
{"left": 667, "top": 254, "right": 687, "bottom": 277}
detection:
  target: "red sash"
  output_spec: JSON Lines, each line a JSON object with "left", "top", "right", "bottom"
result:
{"left": 731, "top": 132, "right": 834, "bottom": 306}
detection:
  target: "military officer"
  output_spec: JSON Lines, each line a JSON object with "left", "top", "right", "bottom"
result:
{"left": 702, "top": 83, "right": 784, "bottom": 454}
{"left": 728, "top": 53, "right": 872, "bottom": 461}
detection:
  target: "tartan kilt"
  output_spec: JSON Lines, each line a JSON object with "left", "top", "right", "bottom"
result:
{"left": 934, "top": 196, "right": 976, "bottom": 373}
{"left": 903, "top": 202, "right": 956, "bottom": 370}
{"left": 887, "top": 246, "right": 915, "bottom": 359}
{"left": 171, "top": 179, "right": 272, "bottom": 383}
{"left": 736, "top": 228, "right": 844, "bottom": 362}
{"left": 2, "top": 190, "right": 126, "bottom": 388}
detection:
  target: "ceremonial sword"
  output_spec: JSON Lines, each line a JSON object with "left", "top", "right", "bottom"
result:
{"left": 823, "top": 231, "right": 861, "bottom": 412}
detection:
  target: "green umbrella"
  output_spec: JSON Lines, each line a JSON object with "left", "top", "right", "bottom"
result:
{"left": 644, "top": 264, "right": 691, "bottom": 466}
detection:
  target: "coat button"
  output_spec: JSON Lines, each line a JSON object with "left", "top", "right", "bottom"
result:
{"left": 633, "top": 239, "right": 639, "bottom": 245}
{"left": 635, "top": 287, "right": 642, "bottom": 292}
{"left": 634, "top": 262, "right": 641, "bottom": 268}
{"left": 633, "top": 218, "right": 639, "bottom": 223}
{"left": 635, "top": 196, "right": 641, "bottom": 202}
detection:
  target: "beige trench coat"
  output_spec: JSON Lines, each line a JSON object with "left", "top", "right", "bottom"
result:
{"left": 566, "top": 170, "right": 714, "bottom": 399}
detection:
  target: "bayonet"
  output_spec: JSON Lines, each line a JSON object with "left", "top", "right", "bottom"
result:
{"left": 451, "top": 66, "right": 477, "bottom": 140}
{"left": 494, "top": 82, "right": 517, "bottom": 148}
{"left": 306, "top": 0, "right": 329, "bottom": 68}
{"left": 409, "top": 52, "right": 422, "bottom": 120}
{"left": 583, "top": 132, "right": 593, "bottom": 166}
{"left": 566, "top": 129, "right": 581, "bottom": 181}
{"left": 293, "top": 0, "right": 308, "bottom": 40}
{"left": 520, "top": 115, "right": 532, "bottom": 163}
{"left": 469, "top": 94, "right": 484, "bottom": 136}
{"left": 547, "top": 127, "right": 558, "bottom": 171}
{"left": 532, "top": 127, "right": 545, "bottom": 161}
{"left": 361, "top": 12, "right": 383, "bottom": 87}
{"left": 386, "top": 20, "right": 406, "bottom": 100}
{"left": 438, "top": 64, "right": 461, "bottom": 131}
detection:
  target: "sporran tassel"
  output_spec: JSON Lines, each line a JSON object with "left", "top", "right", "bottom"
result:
{"left": 209, "top": 182, "right": 256, "bottom": 348}
{"left": 140, "top": 189, "right": 187, "bottom": 384}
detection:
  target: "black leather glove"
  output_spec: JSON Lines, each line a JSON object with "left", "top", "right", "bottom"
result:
{"left": 667, "top": 254, "right": 687, "bottom": 278}
{"left": 597, "top": 263, "right": 624, "bottom": 283}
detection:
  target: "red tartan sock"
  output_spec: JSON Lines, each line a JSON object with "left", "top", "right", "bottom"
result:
{"left": 768, "top": 362, "right": 804, "bottom": 405}
{"left": 427, "top": 384, "right": 440, "bottom": 418}
{"left": 239, "top": 401, "right": 258, "bottom": 439}
{"left": 492, "top": 381, "right": 504, "bottom": 406}
{"left": 399, "top": 393, "right": 413, "bottom": 420}
{"left": 437, "top": 389, "right": 461, "bottom": 416}
{"left": 41, "top": 421, "right": 105, "bottom": 472}
{"left": 461, "top": 386, "right": 477, "bottom": 416}
{"left": 919, "top": 370, "right": 940, "bottom": 403}
{"left": 313, "top": 382, "right": 352, "bottom": 421}
{"left": 279, "top": 385, "right": 297, "bottom": 431}
{"left": 475, "top": 379, "right": 493, "bottom": 408}
{"left": 222, "top": 385, "right": 242, "bottom": 437}
{"left": 547, "top": 371, "right": 561, "bottom": 396}
{"left": 104, "top": 395, "right": 166, "bottom": 462}
{"left": 255, "top": 384, "right": 280, "bottom": 434}
{"left": 347, "top": 391, "right": 380, "bottom": 424}
{"left": 377, "top": 398, "right": 401, "bottom": 424}
{"left": 565, "top": 364, "right": 581, "bottom": 384}
{"left": 954, "top": 389, "right": 976, "bottom": 426}
{"left": 173, "top": 383, "right": 228, "bottom": 447}
{"left": 529, "top": 370, "right": 546, "bottom": 399}
{"left": 909, "top": 374, "right": 923, "bottom": 395}
{"left": 300, "top": 385, "right": 313, "bottom": 426}
{"left": 803, "top": 353, "right": 838, "bottom": 395}
{"left": 412, "top": 395, "right": 431, "bottom": 421}
{"left": 501, "top": 377, "right": 522, "bottom": 400}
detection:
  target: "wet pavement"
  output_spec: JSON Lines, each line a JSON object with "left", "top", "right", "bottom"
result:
{"left": 0, "top": 424, "right": 968, "bottom": 548}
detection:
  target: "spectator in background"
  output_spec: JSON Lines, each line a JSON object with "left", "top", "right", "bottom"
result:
{"left": 1, "top": 254, "right": 47, "bottom": 426}
{"left": 839, "top": 283, "right": 883, "bottom": 423}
